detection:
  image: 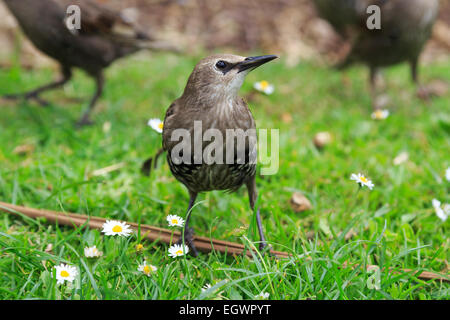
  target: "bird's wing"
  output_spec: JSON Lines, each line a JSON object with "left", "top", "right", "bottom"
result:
{"left": 59, "top": 0, "right": 152, "bottom": 41}
{"left": 60, "top": 0, "right": 180, "bottom": 52}
{"left": 162, "top": 102, "right": 181, "bottom": 152}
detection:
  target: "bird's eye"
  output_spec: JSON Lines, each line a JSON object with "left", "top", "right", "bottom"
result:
{"left": 215, "top": 60, "right": 227, "bottom": 69}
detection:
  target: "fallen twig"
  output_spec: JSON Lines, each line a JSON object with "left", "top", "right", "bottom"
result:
{"left": 0, "top": 201, "right": 448, "bottom": 282}
{"left": 0, "top": 201, "right": 288, "bottom": 258}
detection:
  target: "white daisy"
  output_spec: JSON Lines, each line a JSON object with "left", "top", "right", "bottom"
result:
{"left": 54, "top": 263, "right": 78, "bottom": 285}
{"left": 255, "top": 291, "right": 270, "bottom": 300}
{"left": 166, "top": 214, "right": 185, "bottom": 227}
{"left": 253, "top": 80, "right": 274, "bottom": 95}
{"left": 148, "top": 118, "right": 164, "bottom": 133}
{"left": 138, "top": 261, "right": 157, "bottom": 276}
{"left": 432, "top": 199, "right": 449, "bottom": 222}
{"left": 84, "top": 245, "right": 103, "bottom": 258}
{"left": 371, "top": 109, "right": 389, "bottom": 120}
{"left": 168, "top": 243, "right": 189, "bottom": 258}
{"left": 446, "top": 167, "right": 450, "bottom": 182}
{"left": 101, "top": 220, "right": 133, "bottom": 237}
{"left": 350, "top": 173, "right": 374, "bottom": 190}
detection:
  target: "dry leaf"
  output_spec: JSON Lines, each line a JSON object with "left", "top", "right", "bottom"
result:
{"left": 313, "top": 132, "right": 332, "bottom": 149}
{"left": 290, "top": 192, "right": 312, "bottom": 212}
{"left": 281, "top": 112, "right": 293, "bottom": 124}
{"left": 393, "top": 152, "right": 409, "bottom": 165}
{"left": 13, "top": 144, "right": 35, "bottom": 156}
{"left": 103, "top": 121, "right": 112, "bottom": 133}
{"left": 90, "top": 162, "right": 126, "bottom": 177}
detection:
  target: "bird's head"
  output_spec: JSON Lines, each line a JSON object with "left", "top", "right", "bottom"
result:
{"left": 183, "top": 54, "right": 278, "bottom": 103}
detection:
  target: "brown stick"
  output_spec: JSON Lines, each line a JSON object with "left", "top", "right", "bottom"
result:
{"left": 0, "top": 202, "right": 448, "bottom": 282}
{"left": 0, "top": 201, "right": 288, "bottom": 258}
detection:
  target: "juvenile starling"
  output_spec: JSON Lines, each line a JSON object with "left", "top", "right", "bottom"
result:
{"left": 3, "top": 0, "right": 177, "bottom": 126}
{"left": 162, "top": 54, "right": 277, "bottom": 256}
{"left": 313, "top": 0, "right": 440, "bottom": 104}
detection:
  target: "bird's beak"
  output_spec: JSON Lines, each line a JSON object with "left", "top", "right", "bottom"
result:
{"left": 236, "top": 55, "right": 278, "bottom": 73}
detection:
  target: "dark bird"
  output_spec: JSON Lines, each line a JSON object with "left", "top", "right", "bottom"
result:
{"left": 162, "top": 54, "right": 277, "bottom": 256}
{"left": 3, "top": 0, "right": 177, "bottom": 126}
{"left": 313, "top": 0, "right": 440, "bottom": 104}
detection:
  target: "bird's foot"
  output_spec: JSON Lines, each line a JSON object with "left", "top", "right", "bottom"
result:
{"left": 3, "top": 92, "right": 49, "bottom": 106}
{"left": 26, "top": 92, "right": 50, "bottom": 106}
{"left": 76, "top": 116, "right": 95, "bottom": 128}
{"left": 372, "top": 94, "right": 391, "bottom": 110}
{"left": 258, "top": 241, "right": 274, "bottom": 257}
{"left": 417, "top": 81, "right": 448, "bottom": 101}
{"left": 177, "top": 227, "right": 198, "bottom": 257}
{"left": 417, "top": 86, "right": 432, "bottom": 101}
{"left": 3, "top": 93, "right": 21, "bottom": 101}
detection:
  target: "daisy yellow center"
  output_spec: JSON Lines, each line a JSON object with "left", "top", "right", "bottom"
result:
{"left": 171, "top": 219, "right": 178, "bottom": 224}
{"left": 360, "top": 176, "right": 368, "bottom": 183}
{"left": 112, "top": 225, "right": 123, "bottom": 233}
{"left": 158, "top": 123, "right": 163, "bottom": 130}
{"left": 260, "top": 81, "right": 269, "bottom": 90}
{"left": 176, "top": 250, "right": 183, "bottom": 255}
{"left": 374, "top": 111, "right": 383, "bottom": 118}
{"left": 60, "top": 270, "right": 70, "bottom": 278}
{"left": 143, "top": 265, "right": 150, "bottom": 274}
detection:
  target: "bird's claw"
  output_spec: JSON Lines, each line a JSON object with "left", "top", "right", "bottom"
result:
{"left": 76, "top": 116, "right": 94, "bottom": 128}
{"left": 177, "top": 227, "right": 198, "bottom": 257}
{"left": 3, "top": 93, "right": 49, "bottom": 107}
{"left": 416, "top": 86, "right": 433, "bottom": 101}
{"left": 258, "top": 242, "right": 275, "bottom": 257}
{"left": 26, "top": 92, "right": 50, "bottom": 106}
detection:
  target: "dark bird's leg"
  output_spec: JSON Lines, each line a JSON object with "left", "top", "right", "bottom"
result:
{"left": 246, "top": 178, "right": 268, "bottom": 252}
{"left": 3, "top": 65, "right": 72, "bottom": 106}
{"left": 369, "top": 66, "right": 391, "bottom": 110}
{"left": 369, "top": 66, "right": 380, "bottom": 109}
{"left": 410, "top": 57, "right": 430, "bottom": 100}
{"left": 177, "top": 191, "right": 199, "bottom": 256}
{"left": 141, "top": 148, "right": 164, "bottom": 176}
{"left": 76, "top": 72, "right": 104, "bottom": 127}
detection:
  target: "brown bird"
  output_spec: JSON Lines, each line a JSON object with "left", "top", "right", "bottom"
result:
{"left": 162, "top": 54, "right": 277, "bottom": 256}
{"left": 313, "top": 0, "right": 440, "bottom": 104}
{"left": 3, "top": 0, "right": 177, "bottom": 126}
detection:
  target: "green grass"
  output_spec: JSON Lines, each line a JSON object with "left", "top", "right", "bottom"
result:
{"left": 0, "top": 52, "right": 448, "bottom": 300}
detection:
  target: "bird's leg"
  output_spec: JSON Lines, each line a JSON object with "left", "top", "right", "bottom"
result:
{"left": 370, "top": 67, "right": 390, "bottom": 110}
{"left": 246, "top": 178, "right": 268, "bottom": 252}
{"left": 369, "top": 67, "right": 378, "bottom": 103}
{"left": 411, "top": 58, "right": 431, "bottom": 100}
{"left": 177, "top": 191, "right": 198, "bottom": 256}
{"left": 410, "top": 57, "right": 419, "bottom": 84}
{"left": 76, "top": 73, "right": 104, "bottom": 127}
{"left": 3, "top": 66, "right": 72, "bottom": 106}
{"left": 369, "top": 67, "right": 380, "bottom": 109}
